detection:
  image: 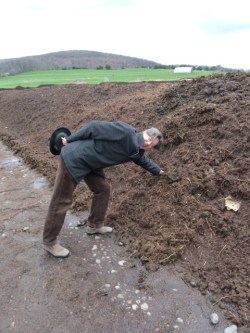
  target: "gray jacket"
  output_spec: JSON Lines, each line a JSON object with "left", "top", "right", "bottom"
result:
{"left": 61, "top": 120, "right": 161, "bottom": 183}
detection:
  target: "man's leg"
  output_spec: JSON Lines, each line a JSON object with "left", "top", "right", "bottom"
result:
{"left": 43, "top": 156, "right": 76, "bottom": 256}
{"left": 84, "top": 173, "right": 112, "bottom": 234}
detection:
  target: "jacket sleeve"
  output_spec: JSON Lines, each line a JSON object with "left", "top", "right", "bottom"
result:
{"left": 131, "top": 151, "right": 161, "bottom": 176}
{"left": 66, "top": 121, "right": 99, "bottom": 143}
{"left": 67, "top": 121, "right": 135, "bottom": 143}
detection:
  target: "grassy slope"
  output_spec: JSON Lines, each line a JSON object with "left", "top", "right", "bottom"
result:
{"left": 0, "top": 68, "right": 216, "bottom": 88}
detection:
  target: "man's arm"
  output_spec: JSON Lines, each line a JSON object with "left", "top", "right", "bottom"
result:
{"left": 131, "top": 153, "right": 162, "bottom": 176}
{"left": 67, "top": 121, "right": 135, "bottom": 143}
{"left": 66, "top": 121, "right": 98, "bottom": 143}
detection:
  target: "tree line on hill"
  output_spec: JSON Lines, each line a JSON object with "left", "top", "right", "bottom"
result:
{"left": 0, "top": 50, "right": 240, "bottom": 76}
{"left": 0, "top": 50, "right": 158, "bottom": 76}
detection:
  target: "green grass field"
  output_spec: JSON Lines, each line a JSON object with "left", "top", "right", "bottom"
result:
{"left": 0, "top": 68, "right": 218, "bottom": 89}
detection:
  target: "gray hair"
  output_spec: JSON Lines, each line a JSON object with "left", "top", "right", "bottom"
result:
{"left": 145, "top": 127, "right": 163, "bottom": 149}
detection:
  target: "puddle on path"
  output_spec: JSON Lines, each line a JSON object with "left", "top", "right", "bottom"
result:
{"left": 31, "top": 177, "right": 48, "bottom": 190}
{"left": 0, "top": 141, "right": 233, "bottom": 333}
{"left": 0, "top": 156, "right": 21, "bottom": 167}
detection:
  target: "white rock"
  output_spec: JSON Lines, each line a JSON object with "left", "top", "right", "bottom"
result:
{"left": 141, "top": 303, "right": 149, "bottom": 311}
{"left": 95, "top": 259, "right": 101, "bottom": 264}
{"left": 92, "top": 245, "right": 98, "bottom": 251}
{"left": 210, "top": 313, "right": 219, "bottom": 324}
{"left": 224, "top": 325, "right": 237, "bottom": 333}
{"left": 176, "top": 317, "right": 183, "bottom": 324}
{"left": 132, "top": 304, "right": 138, "bottom": 310}
{"left": 111, "top": 270, "right": 117, "bottom": 273}
{"left": 117, "top": 294, "right": 124, "bottom": 299}
{"left": 22, "top": 226, "right": 29, "bottom": 231}
{"left": 118, "top": 260, "right": 126, "bottom": 266}
{"left": 104, "top": 284, "right": 111, "bottom": 288}
{"left": 115, "top": 285, "right": 120, "bottom": 290}
{"left": 2, "top": 233, "right": 7, "bottom": 238}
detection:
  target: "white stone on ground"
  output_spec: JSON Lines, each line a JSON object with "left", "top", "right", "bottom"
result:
{"left": 224, "top": 325, "right": 237, "bottom": 333}
{"left": 140, "top": 303, "right": 149, "bottom": 311}
{"left": 210, "top": 313, "right": 219, "bottom": 324}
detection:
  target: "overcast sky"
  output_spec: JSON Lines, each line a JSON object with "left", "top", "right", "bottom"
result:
{"left": 1, "top": 0, "right": 250, "bottom": 69}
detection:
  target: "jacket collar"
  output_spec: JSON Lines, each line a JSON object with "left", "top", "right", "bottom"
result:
{"left": 137, "top": 132, "right": 144, "bottom": 148}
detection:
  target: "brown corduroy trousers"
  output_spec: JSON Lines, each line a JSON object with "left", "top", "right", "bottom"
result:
{"left": 43, "top": 156, "right": 111, "bottom": 246}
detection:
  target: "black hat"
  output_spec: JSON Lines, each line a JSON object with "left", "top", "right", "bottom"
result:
{"left": 49, "top": 127, "right": 71, "bottom": 155}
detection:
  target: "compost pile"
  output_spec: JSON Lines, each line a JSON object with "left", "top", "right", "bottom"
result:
{"left": 0, "top": 72, "right": 249, "bottom": 330}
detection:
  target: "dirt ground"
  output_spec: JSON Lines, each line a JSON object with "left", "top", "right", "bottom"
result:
{"left": 0, "top": 142, "right": 232, "bottom": 333}
{"left": 0, "top": 72, "right": 249, "bottom": 331}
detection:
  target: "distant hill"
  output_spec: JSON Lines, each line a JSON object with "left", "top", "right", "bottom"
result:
{"left": 0, "top": 50, "right": 161, "bottom": 75}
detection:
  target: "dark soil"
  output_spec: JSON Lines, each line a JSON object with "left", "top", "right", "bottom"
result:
{"left": 0, "top": 73, "right": 249, "bottom": 331}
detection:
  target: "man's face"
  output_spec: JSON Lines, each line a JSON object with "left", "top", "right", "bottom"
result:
{"left": 140, "top": 138, "right": 159, "bottom": 150}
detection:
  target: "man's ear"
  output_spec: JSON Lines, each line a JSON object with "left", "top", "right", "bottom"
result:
{"left": 144, "top": 139, "right": 152, "bottom": 146}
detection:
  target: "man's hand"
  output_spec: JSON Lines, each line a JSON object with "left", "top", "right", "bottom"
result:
{"left": 159, "top": 169, "right": 164, "bottom": 175}
{"left": 61, "top": 137, "right": 68, "bottom": 145}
